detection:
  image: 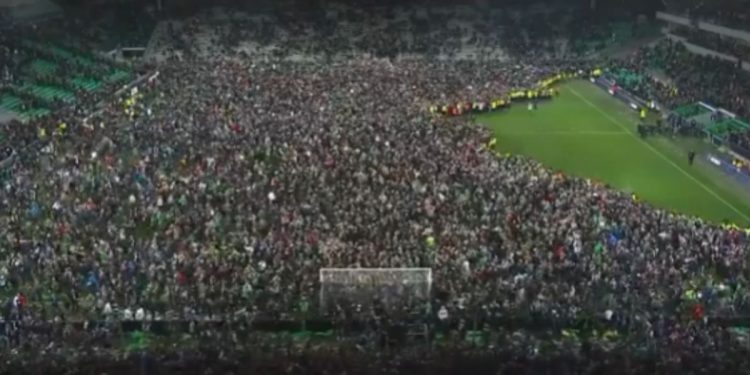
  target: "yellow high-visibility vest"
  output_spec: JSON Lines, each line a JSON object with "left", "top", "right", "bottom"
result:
{"left": 425, "top": 236, "right": 436, "bottom": 248}
{"left": 55, "top": 123, "right": 67, "bottom": 136}
{"left": 684, "top": 289, "right": 697, "bottom": 301}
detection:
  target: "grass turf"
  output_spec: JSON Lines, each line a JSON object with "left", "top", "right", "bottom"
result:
{"left": 478, "top": 79, "right": 750, "bottom": 226}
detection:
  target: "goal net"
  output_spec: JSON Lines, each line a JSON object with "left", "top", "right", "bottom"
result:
{"left": 319, "top": 268, "right": 432, "bottom": 317}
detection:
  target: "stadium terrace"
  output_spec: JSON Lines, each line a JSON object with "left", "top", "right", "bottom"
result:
{"left": 1, "top": 0, "right": 750, "bottom": 373}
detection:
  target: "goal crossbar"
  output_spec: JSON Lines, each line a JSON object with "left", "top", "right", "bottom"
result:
{"left": 318, "top": 268, "right": 433, "bottom": 316}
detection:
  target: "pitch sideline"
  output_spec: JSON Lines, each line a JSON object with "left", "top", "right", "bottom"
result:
{"left": 567, "top": 85, "right": 750, "bottom": 223}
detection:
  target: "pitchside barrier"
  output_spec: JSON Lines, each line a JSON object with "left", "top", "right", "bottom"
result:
{"left": 4, "top": 312, "right": 750, "bottom": 345}
{"left": 706, "top": 153, "right": 750, "bottom": 189}
{"left": 592, "top": 73, "right": 661, "bottom": 113}
{"left": 730, "top": 146, "right": 750, "bottom": 164}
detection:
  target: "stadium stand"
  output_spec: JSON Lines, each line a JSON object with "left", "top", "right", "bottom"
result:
{"left": 3, "top": 2, "right": 750, "bottom": 373}
{"left": 568, "top": 21, "right": 654, "bottom": 56}
{"left": 0, "top": 21, "right": 134, "bottom": 121}
{"left": 673, "top": 103, "right": 710, "bottom": 118}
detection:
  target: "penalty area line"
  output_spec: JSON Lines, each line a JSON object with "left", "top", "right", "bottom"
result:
{"left": 567, "top": 85, "right": 750, "bottom": 223}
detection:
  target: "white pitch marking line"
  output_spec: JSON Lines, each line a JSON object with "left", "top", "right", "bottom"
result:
{"left": 568, "top": 85, "right": 750, "bottom": 223}
{"left": 500, "top": 130, "right": 629, "bottom": 135}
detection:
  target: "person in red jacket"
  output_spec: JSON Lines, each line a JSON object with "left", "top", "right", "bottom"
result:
{"left": 692, "top": 303, "right": 704, "bottom": 321}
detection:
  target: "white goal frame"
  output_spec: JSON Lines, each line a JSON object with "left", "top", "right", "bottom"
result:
{"left": 319, "top": 268, "right": 433, "bottom": 315}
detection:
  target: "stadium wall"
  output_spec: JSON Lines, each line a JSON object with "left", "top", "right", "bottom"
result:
{"left": 730, "top": 147, "right": 750, "bottom": 164}
{"left": 664, "top": 32, "right": 750, "bottom": 72}
{"left": 657, "top": 11, "right": 750, "bottom": 43}
{"left": 706, "top": 153, "right": 750, "bottom": 189}
{"left": 1, "top": 0, "right": 62, "bottom": 23}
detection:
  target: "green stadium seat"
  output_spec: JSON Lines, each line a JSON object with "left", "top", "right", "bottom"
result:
{"left": 673, "top": 103, "right": 709, "bottom": 118}
{"left": 19, "top": 84, "right": 75, "bottom": 103}
{"left": 8, "top": 34, "right": 135, "bottom": 115}
{"left": 29, "top": 59, "right": 59, "bottom": 76}
{"left": 106, "top": 69, "right": 132, "bottom": 83}
{"left": 70, "top": 76, "right": 102, "bottom": 92}
{"left": 0, "top": 94, "right": 23, "bottom": 112}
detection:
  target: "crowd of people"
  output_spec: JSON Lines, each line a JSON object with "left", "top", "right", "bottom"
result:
{"left": 145, "top": 4, "right": 646, "bottom": 63}
{"left": 147, "top": 6, "right": 512, "bottom": 62}
{"left": 1, "top": 3, "right": 750, "bottom": 371}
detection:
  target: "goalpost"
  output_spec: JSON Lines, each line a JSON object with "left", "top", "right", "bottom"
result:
{"left": 319, "top": 268, "right": 433, "bottom": 317}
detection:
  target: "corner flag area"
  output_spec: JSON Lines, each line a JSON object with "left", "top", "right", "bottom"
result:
{"left": 478, "top": 80, "right": 750, "bottom": 226}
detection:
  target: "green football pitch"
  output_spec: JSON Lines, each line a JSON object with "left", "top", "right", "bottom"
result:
{"left": 477, "top": 79, "right": 750, "bottom": 226}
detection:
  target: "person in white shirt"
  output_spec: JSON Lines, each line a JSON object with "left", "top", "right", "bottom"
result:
{"left": 135, "top": 307, "right": 146, "bottom": 321}
{"left": 438, "top": 305, "right": 449, "bottom": 321}
{"left": 103, "top": 302, "right": 113, "bottom": 316}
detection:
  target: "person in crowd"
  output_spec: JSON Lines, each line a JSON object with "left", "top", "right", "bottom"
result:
{"left": 0, "top": 4, "right": 749, "bottom": 371}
